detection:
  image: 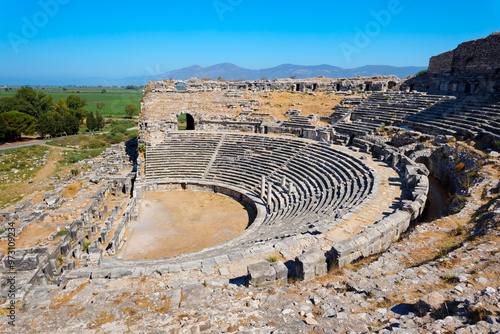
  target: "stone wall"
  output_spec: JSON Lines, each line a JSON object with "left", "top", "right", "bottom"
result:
{"left": 147, "top": 77, "right": 404, "bottom": 94}
{"left": 428, "top": 50, "right": 454, "bottom": 74}
{"left": 413, "top": 32, "right": 500, "bottom": 97}
{"left": 328, "top": 144, "right": 429, "bottom": 267}
{"left": 428, "top": 32, "right": 500, "bottom": 76}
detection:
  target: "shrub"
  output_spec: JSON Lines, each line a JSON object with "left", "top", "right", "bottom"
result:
{"left": 68, "top": 157, "right": 82, "bottom": 164}
{"left": 467, "top": 304, "right": 490, "bottom": 323}
{"left": 455, "top": 162, "right": 466, "bottom": 172}
{"left": 137, "top": 144, "right": 146, "bottom": 153}
{"left": 268, "top": 253, "right": 278, "bottom": 263}
{"left": 440, "top": 274, "right": 458, "bottom": 283}
{"left": 110, "top": 123, "right": 128, "bottom": 134}
{"left": 56, "top": 230, "right": 70, "bottom": 237}
{"left": 449, "top": 223, "right": 465, "bottom": 236}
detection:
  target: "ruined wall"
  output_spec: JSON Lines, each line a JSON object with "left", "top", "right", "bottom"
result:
{"left": 428, "top": 32, "right": 500, "bottom": 75}
{"left": 147, "top": 77, "right": 404, "bottom": 94}
{"left": 407, "top": 32, "right": 500, "bottom": 96}
{"left": 428, "top": 50, "right": 454, "bottom": 74}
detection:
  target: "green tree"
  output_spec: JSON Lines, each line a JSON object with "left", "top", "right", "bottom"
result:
{"left": 62, "top": 112, "right": 80, "bottom": 135}
{"left": 125, "top": 104, "right": 139, "bottom": 118}
{"left": 95, "top": 110, "right": 104, "bottom": 131}
{"left": 38, "top": 112, "right": 61, "bottom": 138}
{"left": 101, "top": 89, "right": 107, "bottom": 94}
{"left": 0, "top": 97, "right": 18, "bottom": 113}
{"left": 96, "top": 101, "right": 105, "bottom": 112}
{"left": 86, "top": 111, "right": 97, "bottom": 131}
{"left": 36, "top": 113, "right": 52, "bottom": 138}
{"left": 0, "top": 115, "right": 6, "bottom": 141}
{"left": 66, "top": 94, "right": 87, "bottom": 110}
{"left": 54, "top": 98, "right": 69, "bottom": 114}
{"left": 37, "top": 92, "right": 54, "bottom": 115}
{"left": 15, "top": 86, "right": 37, "bottom": 106}
{"left": 1, "top": 111, "right": 35, "bottom": 140}
{"left": 11, "top": 87, "right": 54, "bottom": 118}
{"left": 73, "top": 108, "right": 87, "bottom": 123}
{"left": 47, "top": 112, "right": 64, "bottom": 137}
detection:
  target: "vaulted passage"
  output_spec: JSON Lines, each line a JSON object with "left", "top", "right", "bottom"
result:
{"left": 178, "top": 113, "right": 195, "bottom": 130}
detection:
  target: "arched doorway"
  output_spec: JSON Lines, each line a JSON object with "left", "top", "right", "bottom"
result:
{"left": 175, "top": 83, "right": 187, "bottom": 91}
{"left": 388, "top": 81, "right": 396, "bottom": 90}
{"left": 464, "top": 83, "right": 471, "bottom": 94}
{"left": 178, "top": 113, "right": 195, "bottom": 130}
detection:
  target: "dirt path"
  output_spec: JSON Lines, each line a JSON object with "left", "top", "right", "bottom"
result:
{"left": 32, "top": 145, "right": 67, "bottom": 183}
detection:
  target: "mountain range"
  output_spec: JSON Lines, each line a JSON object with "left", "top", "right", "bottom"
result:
{"left": 2, "top": 63, "right": 426, "bottom": 86}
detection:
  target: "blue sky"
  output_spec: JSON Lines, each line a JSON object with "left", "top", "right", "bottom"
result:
{"left": 0, "top": 0, "right": 498, "bottom": 81}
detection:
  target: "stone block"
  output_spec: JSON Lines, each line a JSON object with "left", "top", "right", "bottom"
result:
{"left": 62, "top": 260, "right": 75, "bottom": 272}
{"left": 295, "top": 248, "right": 327, "bottom": 281}
{"left": 248, "top": 261, "right": 276, "bottom": 287}
{"left": 18, "top": 254, "right": 39, "bottom": 271}
{"left": 271, "top": 261, "right": 288, "bottom": 285}
{"left": 181, "top": 261, "right": 201, "bottom": 271}
{"left": 2, "top": 254, "right": 23, "bottom": 269}
{"left": 219, "top": 267, "right": 230, "bottom": 276}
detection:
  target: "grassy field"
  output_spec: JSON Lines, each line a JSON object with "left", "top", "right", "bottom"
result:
{"left": 0, "top": 127, "right": 138, "bottom": 209}
{"left": 0, "top": 86, "right": 142, "bottom": 118}
{"left": 0, "top": 145, "right": 49, "bottom": 184}
{"left": 0, "top": 145, "right": 50, "bottom": 208}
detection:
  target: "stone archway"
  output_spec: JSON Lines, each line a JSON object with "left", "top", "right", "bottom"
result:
{"left": 175, "top": 82, "right": 187, "bottom": 91}
{"left": 178, "top": 113, "right": 195, "bottom": 130}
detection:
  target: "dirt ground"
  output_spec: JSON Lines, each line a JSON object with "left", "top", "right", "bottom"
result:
{"left": 121, "top": 191, "right": 252, "bottom": 260}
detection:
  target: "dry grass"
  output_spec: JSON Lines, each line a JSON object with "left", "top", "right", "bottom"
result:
{"left": 86, "top": 311, "right": 115, "bottom": 329}
{"left": 50, "top": 282, "right": 89, "bottom": 310}
{"left": 0, "top": 221, "right": 57, "bottom": 253}
{"left": 62, "top": 181, "right": 85, "bottom": 198}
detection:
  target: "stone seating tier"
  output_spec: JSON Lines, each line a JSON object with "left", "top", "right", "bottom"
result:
{"left": 144, "top": 132, "right": 376, "bottom": 246}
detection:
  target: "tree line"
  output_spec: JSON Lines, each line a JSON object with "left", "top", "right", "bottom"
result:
{"left": 0, "top": 87, "right": 108, "bottom": 142}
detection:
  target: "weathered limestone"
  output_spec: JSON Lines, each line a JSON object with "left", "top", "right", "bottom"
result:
{"left": 409, "top": 32, "right": 499, "bottom": 96}
{"left": 247, "top": 260, "right": 288, "bottom": 286}
{"left": 248, "top": 262, "right": 277, "bottom": 287}
{"left": 295, "top": 248, "right": 327, "bottom": 281}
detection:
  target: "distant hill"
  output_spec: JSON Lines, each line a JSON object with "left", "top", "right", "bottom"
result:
{"left": 141, "top": 63, "right": 426, "bottom": 84}
{"left": 1, "top": 63, "right": 426, "bottom": 86}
